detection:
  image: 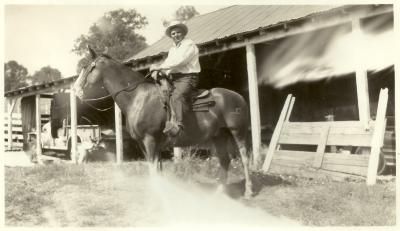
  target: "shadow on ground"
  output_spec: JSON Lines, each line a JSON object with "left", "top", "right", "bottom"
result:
{"left": 193, "top": 172, "right": 293, "bottom": 199}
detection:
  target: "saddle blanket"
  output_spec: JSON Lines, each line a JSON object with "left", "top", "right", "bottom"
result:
{"left": 192, "top": 90, "right": 216, "bottom": 112}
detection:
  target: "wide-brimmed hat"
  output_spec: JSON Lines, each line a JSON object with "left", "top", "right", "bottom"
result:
{"left": 165, "top": 21, "right": 188, "bottom": 37}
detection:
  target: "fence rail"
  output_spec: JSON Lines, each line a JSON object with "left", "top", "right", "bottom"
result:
{"left": 4, "top": 113, "right": 50, "bottom": 150}
{"left": 263, "top": 89, "right": 389, "bottom": 185}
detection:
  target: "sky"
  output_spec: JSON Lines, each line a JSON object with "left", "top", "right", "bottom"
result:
{"left": 3, "top": 0, "right": 396, "bottom": 78}
{"left": 4, "top": 4, "right": 227, "bottom": 78}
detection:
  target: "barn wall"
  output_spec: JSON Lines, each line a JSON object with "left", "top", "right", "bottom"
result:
{"left": 133, "top": 9, "right": 395, "bottom": 147}
{"left": 199, "top": 47, "right": 248, "bottom": 95}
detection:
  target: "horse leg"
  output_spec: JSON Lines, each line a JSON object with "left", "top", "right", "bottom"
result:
{"left": 231, "top": 130, "right": 253, "bottom": 198}
{"left": 141, "top": 135, "right": 161, "bottom": 174}
{"left": 213, "top": 135, "right": 231, "bottom": 193}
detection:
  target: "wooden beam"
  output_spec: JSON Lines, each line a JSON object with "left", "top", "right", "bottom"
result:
{"left": 114, "top": 102, "right": 123, "bottom": 164}
{"left": 245, "top": 44, "right": 261, "bottom": 167}
{"left": 70, "top": 85, "right": 78, "bottom": 163}
{"left": 312, "top": 125, "right": 330, "bottom": 169}
{"left": 35, "top": 94, "right": 42, "bottom": 162}
{"left": 367, "top": 88, "right": 388, "bottom": 185}
{"left": 352, "top": 19, "right": 371, "bottom": 127}
{"left": 395, "top": 5, "right": 400, "bottom": 178}
{"left": 5, "top": 81, "right": 72, "bottom": 100}
{"left": 279, "top": 121, "right": 374, "bottom": 147}
{"left": 262, "top": 94, "right": 294, "bottom": 172}
{"left": 132, "top": 7, "right": 393, "bottom": 71}
{"left": 286, "top": 96, "right": 295, "bottom": 122}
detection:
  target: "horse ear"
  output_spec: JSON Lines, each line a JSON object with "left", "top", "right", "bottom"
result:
{"left": 87, "top": 45, "right": 97, "bottom": 59}
{"left": 104, "top": 47, "right": 109, "bottom": 55}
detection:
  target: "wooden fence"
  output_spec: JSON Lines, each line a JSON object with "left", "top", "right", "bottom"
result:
{"left": 263, "top": 88, "right": 389, "bottom": 185}
{"left": 4, "top": 113, "right": 50, "bottom": 151}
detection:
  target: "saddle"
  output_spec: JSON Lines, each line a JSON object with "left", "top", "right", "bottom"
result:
{"left": 154, "top": 75, "right": 216, "bottom": 113}
{"left": 191, "top": 89, "right": 216, "bottom": 112}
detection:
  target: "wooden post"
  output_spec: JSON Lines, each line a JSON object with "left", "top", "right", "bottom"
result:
{"left": 70, "top": 86, "right": 78, "bottom": 163}
{"left": 395, "top": 6, "right": 399, "bottom": 227}
{"left": 312, "top": 125, "right": 330, "bottom": 169}
{"left": 7, "top": 99, "right": 17, "bottom": 150}
{"left": 245, "top": 43, "right": 262, "bottom": 166}
{"left": 352, "top": 19, "right": 371, "bottom": 127}
{"left": 114, "top": 102, "right": 123, "bottom": 164}
{"left": 395, "top": 36, "right": 400, "bottom": 167}
{"left": 35, "top": 94, "right": 42, "bottom": 161}
{"left": 367, "top": 88, "right": 388, "bottom": 185}
{"left": 286, "top": 97, "right": 295, "bottom": 122}
{"left": 173, "top": 148, "right": 183, "bottom": 162}
{"left": 262, "top": 95, "right": 294, "bottom": 172}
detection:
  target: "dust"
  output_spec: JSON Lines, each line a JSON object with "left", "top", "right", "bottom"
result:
{"left": 148, "top": 172, "right": 300, "bottom": 228}
{"left": 42, "top": 164, "right": 299, "bottom": 227}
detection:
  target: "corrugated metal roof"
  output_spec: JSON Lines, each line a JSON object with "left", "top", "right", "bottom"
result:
{"left": 129, "top": 5, "right": 340, "bottom": 61}
{"left": 5, "top": 76, "right": 77, "bottom": 98}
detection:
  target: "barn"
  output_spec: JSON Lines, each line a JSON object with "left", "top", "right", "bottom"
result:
{"left": 125, "top": 4, "right": 396, "bottom": 181}
{"left": 4, "top": 77, "right": 142, "bottom": 163}
{"left": 4, "top": 5, "right": 396, "bottom": 183}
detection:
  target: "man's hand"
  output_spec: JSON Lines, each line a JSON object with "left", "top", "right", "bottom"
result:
{"left": 150, "top": 64, "right": 159, "bottom": 72}
{"left": 151, "top": 70, "right": 159, "bottom": 80}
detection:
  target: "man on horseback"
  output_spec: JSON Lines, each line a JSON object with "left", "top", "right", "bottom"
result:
{"left": 150, "top": 21, "right": 201, "bottom": 137}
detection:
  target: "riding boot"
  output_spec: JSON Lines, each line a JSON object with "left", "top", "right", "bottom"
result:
{"left": 163, "top": 75, "right": 195, "bottom": 137}
{"left": 163, "top": 100, "right": 184, "bottom": 137}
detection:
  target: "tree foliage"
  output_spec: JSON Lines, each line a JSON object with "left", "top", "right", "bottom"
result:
{"left": 4, "top": 61, "right": 29, "bottom": 92}
{"left": 174, "top": 6, "right": 199, "bottom": 21}
{"left": 72, "top": 9, "right": 148, "bottom": 73}
{"left": 31, "top": 66, "right": 62, "bottom": 84}
{"left": 163, "top": 6, "right": 199, "bottom": 27}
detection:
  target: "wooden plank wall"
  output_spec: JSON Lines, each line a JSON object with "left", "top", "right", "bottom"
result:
{"left": 265, "top": 89, "right": 388, "bottom": 182}
{"left": 4, "top": 113, "right": 50, "bottom": 150}
{"left": 268, "top": 122, "right": 374, "bottom": 177}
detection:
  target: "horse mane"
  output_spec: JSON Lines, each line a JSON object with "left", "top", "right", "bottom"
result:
{"left": 100, "top": 53, "right": 135, "bottom": 69}
{"left": 99, "top": 53, "right": 151, "bottom": 83}
{"left": 100, "top": 53, "right": 119, "bottom": 63}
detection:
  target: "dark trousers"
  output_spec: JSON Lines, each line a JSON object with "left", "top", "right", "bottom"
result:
{"left": 170, "top": 74, "right": 199, "bottom": 126}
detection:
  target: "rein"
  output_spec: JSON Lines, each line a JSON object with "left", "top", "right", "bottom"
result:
{"left": 77, "top": 56, "right": 152, "bottom": 112}
{"left": 82, "top": 100, "right": 114, "bottom": 112}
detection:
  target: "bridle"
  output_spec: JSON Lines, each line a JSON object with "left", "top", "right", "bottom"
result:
{"left": 76, "top": 55, "right": 151, "bottom": 111}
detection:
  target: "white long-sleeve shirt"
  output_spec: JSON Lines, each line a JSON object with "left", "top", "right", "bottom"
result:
{"left": 159, "top": 38, "right": 201, "bottom": 75}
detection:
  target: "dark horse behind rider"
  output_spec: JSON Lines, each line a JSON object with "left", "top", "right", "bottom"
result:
{"left": 73, "top": 47, "right": 253, "bottom": 198}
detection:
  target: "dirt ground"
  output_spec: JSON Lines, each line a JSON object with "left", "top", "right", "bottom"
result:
{"left": 4, "top": 151, "right": 35, "bottom": 167}
{"left": 4, "top": 157, "right": 396, "bottom": 227}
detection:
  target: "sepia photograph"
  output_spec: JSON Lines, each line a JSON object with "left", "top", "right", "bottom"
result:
{"left": 2, "top": 1, "right": 397, "bottom": 228}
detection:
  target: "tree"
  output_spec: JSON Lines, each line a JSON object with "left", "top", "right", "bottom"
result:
{"left": 31, "top": 66, "right": 62, "bottom": 84}
{"left": 72, "top": 9, "right": 148, "bottom": 73}
{"left": 174, "top": 6, "right": 199, "bottom": 22}
{"left": 4, "top": 60, "right": 29, "bottom": 92}
{"left": 163, "top": 6, "right": 199, "bottom": 27}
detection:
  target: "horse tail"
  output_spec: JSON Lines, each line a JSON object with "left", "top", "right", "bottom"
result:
{"left": 210, "top": 87, "right": 250, "bottom": 144}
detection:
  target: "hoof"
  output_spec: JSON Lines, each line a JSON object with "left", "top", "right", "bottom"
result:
{"left": 215, "top": 185, "right": 225, "bottom": 195}
{"left": 244, "top": 190, "right": 254, "bottom": 199}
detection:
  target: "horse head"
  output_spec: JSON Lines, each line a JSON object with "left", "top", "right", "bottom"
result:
{"left": 74, "top": 46, "right": 145, "bottom": 100}
{"left": 73, "top": 47, "right": 106, "bottom": 99}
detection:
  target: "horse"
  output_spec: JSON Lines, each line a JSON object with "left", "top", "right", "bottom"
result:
{"left": 73, "top": 47, "right": 253, "bottom": 198}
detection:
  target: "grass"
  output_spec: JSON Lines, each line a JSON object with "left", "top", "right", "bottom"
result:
{"left": 245, "top": 173, "right": 396, "bottom": 226}
{"left": 4, "top": 157, "right": 396, "bottom": 227}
